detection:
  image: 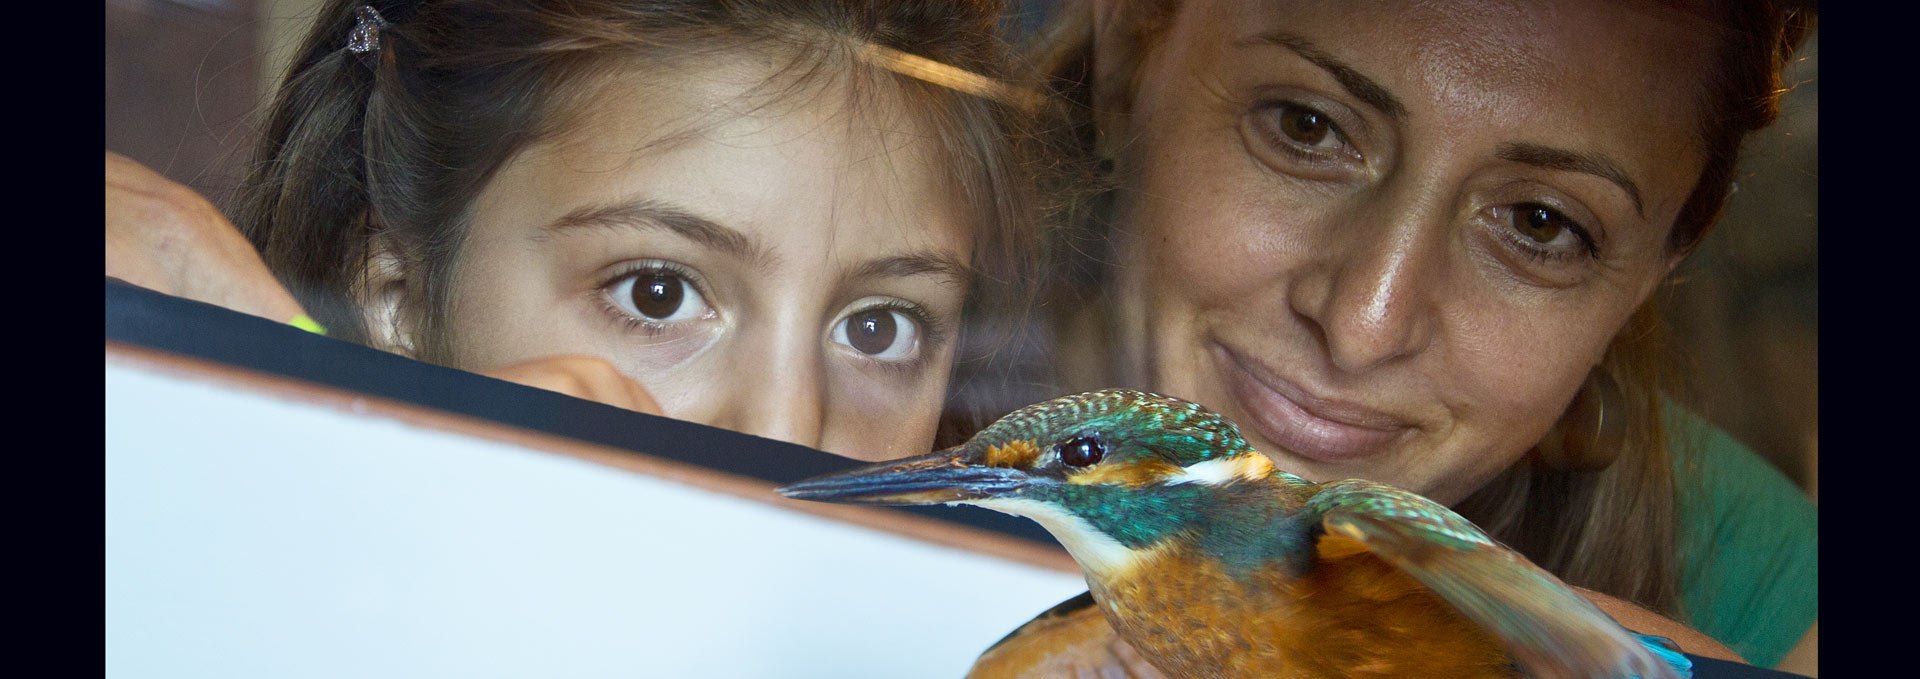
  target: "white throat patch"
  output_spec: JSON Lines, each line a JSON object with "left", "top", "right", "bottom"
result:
{"left": 1166, "top": 454, "right": 1274, "bottom": 486}
{"left": 969, "top": 497, "right": 1145, "bottom": 577}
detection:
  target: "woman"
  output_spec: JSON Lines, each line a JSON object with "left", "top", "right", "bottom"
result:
{"left": 106, "top": 0, "right": 1061, "bottom": 461}
{"left": 1034, "top": 0, "right": 1817, "bottom": 671}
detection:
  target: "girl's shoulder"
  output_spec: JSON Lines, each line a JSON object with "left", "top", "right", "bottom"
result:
{"left": 1664, "top": 404, "right": 1817, "bottom": 669}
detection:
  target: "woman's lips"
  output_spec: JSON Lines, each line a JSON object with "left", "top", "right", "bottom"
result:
{"left": 1215, "top": 345, "right": 1409, "bottom": 463}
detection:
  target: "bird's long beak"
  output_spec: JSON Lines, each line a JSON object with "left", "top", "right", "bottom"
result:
{"left": 777, "top": 446, "right": 1031, "bottom": 506}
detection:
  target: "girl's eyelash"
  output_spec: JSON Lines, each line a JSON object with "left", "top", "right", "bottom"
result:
{"left": 593, "top": 260, "right": 709, "bottom": 335}
{"left": 600, "top": 260, "right": 704, "bottom": 288}
{"left": 855, "top": 298, "right": 948, "bottom": 349}
{"left": 588, "top": 263, "right": 953, "bottom": 370}
{"left": 838, "top": 298, "right": 949, "bottom": 377}
{"left": 597, "top": 297, "right": 672, "bottom": 336}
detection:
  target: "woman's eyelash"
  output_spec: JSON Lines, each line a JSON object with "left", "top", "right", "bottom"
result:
{"left": 1515, "top": 239, "right": 1598, "bottom": 265}
{"left": 1500, "top": 204, "right": 1603, "bottom": 264}
{"left": 1247, "top": 98, "right": 1364, "bottom": 169}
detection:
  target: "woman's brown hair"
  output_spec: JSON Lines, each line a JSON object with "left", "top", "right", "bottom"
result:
{"left": 1031, "top": 0, "right": 1814, "bottom": 617}
{"left": 232, "top": 0, "right": 1057, "bottom": 384}
{"left": 1452, "top": 1, "right": 1815, "bottom": 618}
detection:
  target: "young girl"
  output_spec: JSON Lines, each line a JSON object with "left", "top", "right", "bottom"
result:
{"left": 110, "top": 0, "right": 1057, "bottom": 461}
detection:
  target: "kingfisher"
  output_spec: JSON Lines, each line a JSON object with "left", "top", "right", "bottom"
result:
{"left": 779, "top": 389, "right": 1692, "bottom": 679}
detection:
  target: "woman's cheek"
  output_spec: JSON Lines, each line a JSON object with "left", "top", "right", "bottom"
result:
{"left": 1452, "top": 329, "right": 1592, "bottom": 460}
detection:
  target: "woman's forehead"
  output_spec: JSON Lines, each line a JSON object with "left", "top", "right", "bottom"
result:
{"left": 1162, "top": 0, "right": 1713, "bottom": 221}
{"left": 1182, "top": 0, "right": 1712, "bottom": 118}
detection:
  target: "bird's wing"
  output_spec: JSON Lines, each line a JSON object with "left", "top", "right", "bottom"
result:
{"left": 1307, "top": 479, "right": 1690, "bottom": 679}
{"left": 967, "top": 592, "right": 1169, "bottom": 679}
{"left": 979, "top": 591, "right": 1100, "bottom": 656}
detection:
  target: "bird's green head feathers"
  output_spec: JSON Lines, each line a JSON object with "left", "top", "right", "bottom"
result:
{"left": 966, "top": 388, "right": 1258, "bottom": 472}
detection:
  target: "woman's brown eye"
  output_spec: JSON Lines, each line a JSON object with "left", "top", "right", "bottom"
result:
{"left": 1242, "top": 100, "right": 1365, "bottom": 180}
{"left": 1492, "top": 202, "right": 1601, "bottom": 266}
{"left": 1280, "top": 107, "right": 1332, "bottom": 146}
{"left": 1514, "top": 204, "right": 1569, "bottom": 244}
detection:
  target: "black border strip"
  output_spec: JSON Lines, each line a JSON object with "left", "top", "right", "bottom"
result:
{"left": 104, "top": 278, "right": 1059, "bottom": 547}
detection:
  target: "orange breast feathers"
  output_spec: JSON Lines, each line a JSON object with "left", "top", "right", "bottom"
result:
{"left": 1088, "top": 535, "right": 1515, "bottom": 678}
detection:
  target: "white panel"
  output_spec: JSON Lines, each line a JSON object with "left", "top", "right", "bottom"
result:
{"left": 106, "top": 359, "right": 1085, "bottom": 678}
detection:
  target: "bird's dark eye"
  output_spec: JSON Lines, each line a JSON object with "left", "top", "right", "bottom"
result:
{"left": 1057, "top": 436, "right": 1105, "bottom": 468}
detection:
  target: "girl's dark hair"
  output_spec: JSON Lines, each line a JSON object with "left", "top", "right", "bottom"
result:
{"left": 1031, "top": 0, "right": 1815, "bottom": 617}
{"left": 234, "top": 0, "right": 1056, "bottom": 375}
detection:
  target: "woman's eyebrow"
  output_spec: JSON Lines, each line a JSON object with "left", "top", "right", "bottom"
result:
{"left": 1241, "top": 30, "right": 1407, "bottom": 120}
{"left": 542, "top": 199, "right": 773, "bottom": 265}
{"left": 1239, "top": 32, "right": 1646, "bottom": 220}
{"left": 1497, "top": 143, "right": 1647, "bottom": 219}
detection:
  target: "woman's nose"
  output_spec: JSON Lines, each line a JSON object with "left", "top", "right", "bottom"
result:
{"left": 707, "top": 331, "right": 826, "bottom": 450}
{"left": 1287, "top": 190, "right": 1443, "bottom": 374}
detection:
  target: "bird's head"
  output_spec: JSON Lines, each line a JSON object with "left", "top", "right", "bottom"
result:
{"left": 779, "top": 389, "right": 1309, "bottom": 576}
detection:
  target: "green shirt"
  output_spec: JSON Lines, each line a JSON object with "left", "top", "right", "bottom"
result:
{"left": 1669, "top": 409, "right": 1818, "bottom": 667}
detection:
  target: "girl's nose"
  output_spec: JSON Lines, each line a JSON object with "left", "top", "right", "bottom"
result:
{"left": 706, "top": 327, "right": 827, "bottom": 450}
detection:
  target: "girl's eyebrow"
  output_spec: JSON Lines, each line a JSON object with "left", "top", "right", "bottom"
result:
{"left": 542, "top": 199, "right": 773, "bottom": 267}
{"left": 848, "top": 253, "right": 970, "bottom": 288}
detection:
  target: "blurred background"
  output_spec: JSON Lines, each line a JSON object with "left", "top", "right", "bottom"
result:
{"left": 105, "top": 0, "right": 1817, "bottom": 499}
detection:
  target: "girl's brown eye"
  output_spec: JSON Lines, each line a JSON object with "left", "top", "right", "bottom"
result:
{"left": 631, "top": 272, "right": 686, "bottom": 319}
{"left": 832, "top": 304, "right": 923, "bottom": 361}
{"left": 845, "top": 308, "right": 897, "bottom": 355}
{"left": 1279, "top": 107, "right": 1332, "bottom": 146}
{"left": 609, "top": 266, "right": 711, "bottom": 323}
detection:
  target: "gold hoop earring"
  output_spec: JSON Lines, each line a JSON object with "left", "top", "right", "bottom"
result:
{"left": 1537, "top": 368, "right": 1628, "bottom": 472}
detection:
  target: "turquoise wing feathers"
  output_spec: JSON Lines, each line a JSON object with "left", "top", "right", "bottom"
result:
{"left": 1307, "top": 479, "right": 1691, "bottom": 679}
{"left": 1635, "top": 634, "right": 1693, "bottom": 677}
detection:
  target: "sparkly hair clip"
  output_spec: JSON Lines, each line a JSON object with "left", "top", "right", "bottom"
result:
{"left": 346, "top": 6, "right": 388, "bottom": 57}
